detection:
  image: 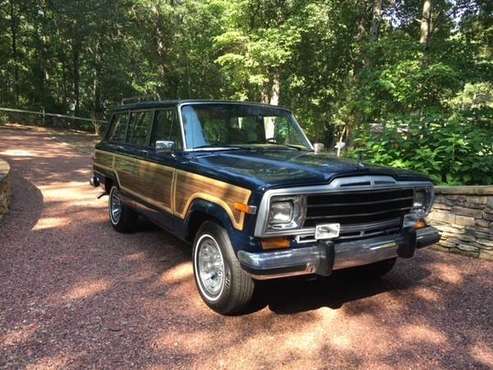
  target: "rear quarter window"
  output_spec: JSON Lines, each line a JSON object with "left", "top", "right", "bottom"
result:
{"left": 107, "top": 112, "right": 129, "bottom": 143}
{"left": 127, "top": 110, "right": 155, "bottom": 147}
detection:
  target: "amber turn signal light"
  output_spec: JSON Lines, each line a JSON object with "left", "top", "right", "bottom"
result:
{"left": 261, "top": 238, "right": 291, "bottom": 250}
{"left": 415, "top": 219, "right": 427, "bottom": 229}
{"left": 233, "top": 202, "right": 256, "bottom": 214}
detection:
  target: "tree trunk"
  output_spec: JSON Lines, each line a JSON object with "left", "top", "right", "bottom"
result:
{"left": 262, "top": 73, "right": 280, "bottom": 105}
{"left": 72, "top": 41, "right": 81, "bottom": 114}
{"left": 93, "top": 39, "right": 104, "bottom": 133}
{"left": 9, "top": 0, "right": 19, "bottom": 105}
{"left": 420, "top": 0, "right": 433, "bottom": 46}
{"left": 370, "top": 0, "right": 383, "bottom": 41}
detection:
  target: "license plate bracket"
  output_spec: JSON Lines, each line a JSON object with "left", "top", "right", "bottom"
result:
{"left": 315, "top": 223, "right": 340, "bottom": 240}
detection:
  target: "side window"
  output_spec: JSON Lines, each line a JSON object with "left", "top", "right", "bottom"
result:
{"left": 127, "top": 110, "right": 154, "bottom": 146}
{"left": 107, "top": 112, "right": 129, "bottom": 143}
{"left": 151, "top": 109, "right": 182, "bottom": 151}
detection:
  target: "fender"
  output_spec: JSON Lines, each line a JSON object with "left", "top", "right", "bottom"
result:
{"left": 185, "top": 199, "right": 258, "bottom": 253}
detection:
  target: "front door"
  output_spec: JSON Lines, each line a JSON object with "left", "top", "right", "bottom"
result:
{"left": 144, "top": 108, "right": 183, "bottom": 214}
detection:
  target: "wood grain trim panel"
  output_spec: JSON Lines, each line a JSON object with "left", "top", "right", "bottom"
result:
{"left": 94, "top": 149, "right": 252, "bottom": 230}
{"left": 174, "top": 170, "right": 252, "bottom": 230}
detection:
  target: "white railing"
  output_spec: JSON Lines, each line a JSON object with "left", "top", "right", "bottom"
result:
{"left": 0, "top": 107, "right": 107, "bottom": 129}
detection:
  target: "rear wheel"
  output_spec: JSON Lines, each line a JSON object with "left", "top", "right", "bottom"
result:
{"left": 108, "top": 186, "right": 137, "bottom": 233}
{"left": 192, "top": 221, "right": 255, "bottom": 315}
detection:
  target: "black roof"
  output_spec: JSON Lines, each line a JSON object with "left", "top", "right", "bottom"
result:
{"left": 113, "top": 99, "right": 291, "bottom": 112}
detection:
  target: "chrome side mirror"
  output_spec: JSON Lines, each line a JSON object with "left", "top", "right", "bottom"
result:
{"left": 155, "top": 140, "right": 175, "bottom": 152}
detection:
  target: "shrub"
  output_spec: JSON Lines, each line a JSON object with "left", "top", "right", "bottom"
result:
{"left": 349, "top": 113, "right": 493, "bottom": 185}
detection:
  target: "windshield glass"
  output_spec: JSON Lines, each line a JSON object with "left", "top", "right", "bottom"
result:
{"left": 180, "top": 103, "right": 312, "bottom": 150}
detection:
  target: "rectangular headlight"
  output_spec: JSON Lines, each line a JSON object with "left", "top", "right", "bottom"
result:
{"left": 267, "top": 195, "right": 305, "bottom": 231}
{"left": 413, "top": 187, "right": 434, "bottom": 217}
{"left": 269, "top": 201, "right": 293, "bottom": 224}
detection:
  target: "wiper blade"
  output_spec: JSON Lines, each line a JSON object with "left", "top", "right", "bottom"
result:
{"left": 268, "top": 143, "right": 311, "bottom": 151}
{"left": 192, "top": 144, "right": 245, "bottom": 151}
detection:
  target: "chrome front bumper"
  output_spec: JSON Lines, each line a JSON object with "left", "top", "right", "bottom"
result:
{"left": 238, "top": 226, "right": 440, "bottom": 280}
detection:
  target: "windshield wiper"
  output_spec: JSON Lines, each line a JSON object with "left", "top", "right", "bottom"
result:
{"left": 192, "top": 144, "right": 246, "bottom": 151}
{"left": 267, "top": 143, "right": 312, "bottom": 151}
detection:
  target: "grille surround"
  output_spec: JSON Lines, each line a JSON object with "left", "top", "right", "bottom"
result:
{"left": 304, "top": 188, "right": 414, "bottom": 228}
{"left": 254, "top": 176, "right": 433, "bottom": 238}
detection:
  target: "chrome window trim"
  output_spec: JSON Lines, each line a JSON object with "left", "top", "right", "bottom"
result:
{"left": 177, "top": 102, "right": 313, "bottom": 152}
{"left": 176, "top": 105, "right": 188, "bottom": 151}
{"left": 254, "top": 176, "right": 434, "bottom": 237}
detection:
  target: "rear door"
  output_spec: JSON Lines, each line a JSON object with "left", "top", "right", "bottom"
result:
{"left": 113, "top": 109, "right": 155, "bottom": 201}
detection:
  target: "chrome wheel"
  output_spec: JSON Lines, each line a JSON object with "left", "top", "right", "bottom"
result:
{"left": 110, "top": 188, "right": 122, "bottom": 225}
{"left": 196, "top": 234, "right": 225, "bottom": 300}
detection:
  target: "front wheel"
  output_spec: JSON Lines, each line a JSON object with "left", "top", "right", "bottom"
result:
{"left": 192, "top": 221, "right": 255, "bottom": 315}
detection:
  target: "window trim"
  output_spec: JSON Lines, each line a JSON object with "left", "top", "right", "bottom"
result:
{"left": 150, "top": 107, "right": 185, "bottom": 152}
{"left": 107, "top": 110, "right": 130, "bottom": 144}
{"left": 177, "top": 102, "right": 313, "bottom": 152}
{"left": 126, "top": 109, "right": 156, "bottom": 148}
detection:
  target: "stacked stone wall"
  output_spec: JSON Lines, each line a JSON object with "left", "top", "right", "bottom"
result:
{"left": 428, "top": 186, "right": 493, "bottom": 260}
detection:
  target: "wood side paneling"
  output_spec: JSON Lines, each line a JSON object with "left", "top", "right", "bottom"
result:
{"left": 174, "top": 170, "right": 251, "bottom": 230}
{"left": 95, "top": 150, "right": 113, "bottom": 169}
{"left": 94, "top": 149, "right": 252, "bottom": 230}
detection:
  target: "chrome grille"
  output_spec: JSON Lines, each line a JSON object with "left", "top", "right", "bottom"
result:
{"left": 304, "top": 188, "right": 414, "bottom": 237}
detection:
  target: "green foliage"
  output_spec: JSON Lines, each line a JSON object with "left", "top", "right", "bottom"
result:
{"left": 0, "top": 0, "right": 491, "bottom": 184}
{"left": 350, "top": 114, "right": 493, "bottom": 185}
{"left": 0, "top": 112, "right": 8, "bottom": 125}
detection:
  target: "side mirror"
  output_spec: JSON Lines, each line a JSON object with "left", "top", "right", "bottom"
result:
{"left": 155, "top": 140, "right": 175, "bottom": 152}
{"left": 313, "top": 143, "right": 325, "bottom": 154}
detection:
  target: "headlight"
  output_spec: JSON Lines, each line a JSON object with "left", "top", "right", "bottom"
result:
{"left": 267, "top": 196, "right": 305, "bottom": 231}
{"left": 413, "top": 187, "right": 434, "bottom": 217}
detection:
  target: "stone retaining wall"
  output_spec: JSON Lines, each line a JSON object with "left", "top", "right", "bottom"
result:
{"left": 0, "top": 159, "right": 11, "bottom": 221}
{"left": 428, "top": 186, "right": 493, "bottom": 260}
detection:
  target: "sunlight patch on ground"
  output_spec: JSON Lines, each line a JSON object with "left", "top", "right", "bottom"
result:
{"left": 470, "top": 342, "right": 493, "bottom": 367}
{"left": 25, "top": 354, "right": 73, "bottom": 370}
{"left": 282, "top": 309, "right": 339, "bottom": 353}
{"left": 432, "top": 263, "right": 463, "bottom": 284}
{"left": 32, "top": 216, "right": 70, "bottom": 231}
{"left": 413, "top": 287, "right": 441, "bottom": 302}
{"left": 398, "top": 324, "right": 447, "bottom": 344}
{"left": 159, "top": 262, "right": 193, "bottom": 285}
{"left": 62, "top": 279, "right": 111, "bottom": 302}
{"left": 0, "top": 324, "right": 38, "bottom": 346}
{"left": 0, "top": 149, "right": 34, "bottom": 157}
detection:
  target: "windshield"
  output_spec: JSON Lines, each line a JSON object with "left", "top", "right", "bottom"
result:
{"left": 180, "top": 103, "right": 312, "bottom": 150}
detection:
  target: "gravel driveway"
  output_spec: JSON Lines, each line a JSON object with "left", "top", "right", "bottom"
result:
{"left": 1, "top": 125, "right": 492, "bottom": 369}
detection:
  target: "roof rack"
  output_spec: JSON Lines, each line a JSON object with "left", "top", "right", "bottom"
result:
{"left": 121, "top": 94, "right": 161, "bottom": 105}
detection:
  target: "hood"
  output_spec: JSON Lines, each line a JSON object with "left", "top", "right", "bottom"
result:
{"left": 182, "top": 149, "right": 430, "bottom": 190}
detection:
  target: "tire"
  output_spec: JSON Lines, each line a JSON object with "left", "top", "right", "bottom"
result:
{"left": 108, "top": 186, "right": 137, "bottom": 233}
{"left": 192, "top": 221, "right": 255, "bottom": 315}
{"left": 354, "top": 258, "right": 397, "bottom": 278}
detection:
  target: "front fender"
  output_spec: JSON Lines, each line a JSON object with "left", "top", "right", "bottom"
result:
{"left": 185, "top": 199, "right": 260, "bottom": 254}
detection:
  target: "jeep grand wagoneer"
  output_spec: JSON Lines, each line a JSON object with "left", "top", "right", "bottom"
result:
{"left": 91, "top": 100, "right": 440, "bottom": 314}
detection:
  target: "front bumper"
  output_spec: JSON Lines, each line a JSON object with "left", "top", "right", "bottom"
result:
{"left": 238, "top": 226, "right": 440, "bottom": 280}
